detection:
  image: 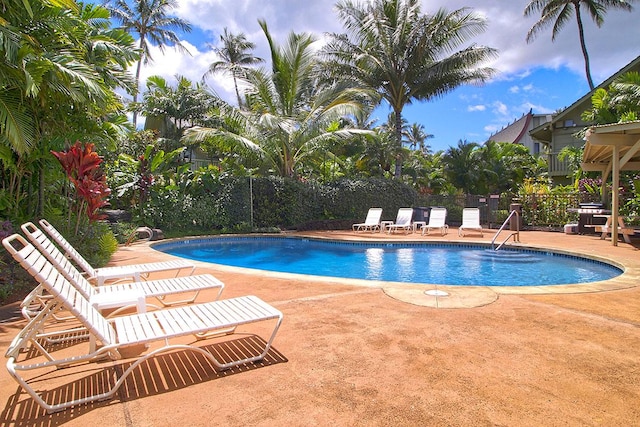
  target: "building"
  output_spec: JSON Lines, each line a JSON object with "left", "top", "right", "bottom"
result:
{"left": 486, "top": 109, "right": 550, "bottom": 156}
{"left": 529, "top": 55, "right": 640, "bottom": 185}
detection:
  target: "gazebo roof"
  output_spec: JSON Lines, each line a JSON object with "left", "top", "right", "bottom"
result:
{"left": 582, "top": 121, "right": 640, "bottom": 173}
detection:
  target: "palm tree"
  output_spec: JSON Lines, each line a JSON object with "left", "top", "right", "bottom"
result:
{"left": 524, "top": 0, "right": 635, "bottom": 91}
{"left": 476, "top": 141, "right": 538, "bottom": 194}
{"left": 323, "top": 0, "right": 497, "bottom": 178}
{"left": 405, "top": 123, "right": 433, "bottom": 155}
{"left": 141, "top": 75, "right": 216, "bottom": 150}
{"left": 589, "top": 71, "right": 640, "bottom": 122}
{"left": 106, "top": 0, "right": 192, "bottom": 126}
{"left": 442, "top": 140, "right": 480, "bottom": 194}
{"left": 203, "top": 28, "right": 263, "bottom": 109}
{"left": 184, "top": 20, "right": 373, "bottom": 178}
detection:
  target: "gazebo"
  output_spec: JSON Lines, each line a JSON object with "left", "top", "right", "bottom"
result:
{"left": 582, "top": 121, "right": 640, "bottom": 245}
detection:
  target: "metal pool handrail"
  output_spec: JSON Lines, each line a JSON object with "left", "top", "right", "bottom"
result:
{"left": 491, "top": 210, "right": 520, "bottom": 250}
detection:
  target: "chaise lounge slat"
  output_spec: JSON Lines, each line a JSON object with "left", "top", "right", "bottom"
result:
{"left": 38, "top": 219, "right": 196, "bottom": 285}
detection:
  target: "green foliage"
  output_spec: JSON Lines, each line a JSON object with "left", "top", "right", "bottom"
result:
{"left": 582, "top": 72, "right": 640, "bottom": 125}
{"left": 251, "top": 177, "right": 322, "bottom": 228}
{"left": 323, "top": 178, "right": 417, "bottom": 221}
{"left": 133, "top": 171, "right": 419, "bottom": 232}
{"left": 517, "top": 179, "right": 581, "bottom": 226}
{"left": 0, "top": 219, "right": 37, "bottom": 305}
{"left": 621, "top": 176, "right": 640, "bottom": 225}
{"left": 47, "top": 218, "right": 118, "bottom": 268}
{"left": 109, "top": 221, "right": 139, "bottom": 244}
{"left": 183, "top": 22, "right": 373, "bottom": 179}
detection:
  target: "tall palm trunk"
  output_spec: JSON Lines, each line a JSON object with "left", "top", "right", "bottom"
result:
{"left": 232, "top": 72, "right": 242, "bottom": 108}
{"left": 394, "top": 109, "right": 403, "bottom": 178}
{"left": 574, "top": 3, "right": 594, "bottom": 90}
{"left": 132, "top": 60, "right": 142, "bottom": 127}
{"left": 132, "top": 35, "right": 146, "bottom": 128}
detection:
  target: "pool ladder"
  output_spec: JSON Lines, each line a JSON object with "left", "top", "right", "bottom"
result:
{"left": 491, "top": 210, "right": 520, "bottom": 250}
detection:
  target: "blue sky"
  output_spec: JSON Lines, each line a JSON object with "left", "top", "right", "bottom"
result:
{"left": 135, "top": 0, "right": 640, "bottom": 153}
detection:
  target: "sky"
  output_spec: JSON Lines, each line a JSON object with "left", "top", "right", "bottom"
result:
{"left": 134, "top": 0, "right": 640, "bottom": 153}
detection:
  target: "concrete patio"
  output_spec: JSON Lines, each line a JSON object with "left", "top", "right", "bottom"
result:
{"left": 0, "top": 228, "right": 638, "bottom": 426}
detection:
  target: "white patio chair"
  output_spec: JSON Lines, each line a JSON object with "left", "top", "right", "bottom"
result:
{"left": 458, "top": 208, "right": 483, "bottom": 237}
{"left": 421, "top": 207, "right": 449, "bottom": 236}
{"left": 2, "top": 233, "right": 283, "bottom": 414}
{"left": 18, "top": 224, "right": 225, "bottom": 319}
{"left": 352, "top": 208, "right": 383, "bottom": 232}
{"left": 386, "top": 208, "right": 414, "bottom": 234}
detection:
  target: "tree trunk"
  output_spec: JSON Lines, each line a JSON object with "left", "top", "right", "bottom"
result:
{"left": 132, "top": 60, "right": 142, "bottom": 128}
{"left": 37, "top": 164, "right": 44, "bottom": 216}
{"left": 233, "top": 73, "right": 242, "bottom": 108}
{"left": 574, "top": 4, "right": 594, "bottom": 90}
{"left": 132, "top": 36, "right": 146, "bottom": 128}
{"left": 394, "top": 109, "right": 403, "bottom": 178}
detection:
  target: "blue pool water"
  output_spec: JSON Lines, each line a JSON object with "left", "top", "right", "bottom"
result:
{"left": 154, "top": 237, "right": 622, "bottom": 287}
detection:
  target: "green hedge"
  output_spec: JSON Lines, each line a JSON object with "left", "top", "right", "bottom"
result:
{"left": 139, "top": 177, "right": 418, "bottom": 232}
{"left": 126, "top": 176, "right": 637, "bottom": 233}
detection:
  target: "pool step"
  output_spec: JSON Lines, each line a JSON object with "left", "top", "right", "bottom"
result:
{"left": 467, "top": 250, "right": 541, "bottom": 263}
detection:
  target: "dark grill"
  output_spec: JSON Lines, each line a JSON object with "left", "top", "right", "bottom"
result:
{"left": 577, "top": 203, "right": 609, "bottom": 234}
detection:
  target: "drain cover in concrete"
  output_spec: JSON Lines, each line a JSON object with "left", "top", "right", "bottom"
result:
{"left": 425, "top": 289, "right": 449, "bottom": 296}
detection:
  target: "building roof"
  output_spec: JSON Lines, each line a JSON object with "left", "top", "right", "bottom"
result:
{"left": 487, "top": 110, "right": 532, "bottom": 144}
{"left": 530, "top": 54, "right": 640, "bottom": 144}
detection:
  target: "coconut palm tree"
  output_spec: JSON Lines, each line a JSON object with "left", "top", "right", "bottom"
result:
{"left": 106, "top": 0, "right": 192, "bottom": 126}
{"left": 524, "top": 0, "right": 635, "bottom": 91}
{"left": 141, "top": 74, "right": 216, "bottom": 152}
{"left": 405, "top": 123, "right": 433, "bottom": 155}
{"left": 203, "top": 28, "right": 263, "bottom": 109}
{"left": 184, "top": 20, "right": 373, "bottom": 178}
{"left": 323, "top": 0, "right": 497, "bottom": 178}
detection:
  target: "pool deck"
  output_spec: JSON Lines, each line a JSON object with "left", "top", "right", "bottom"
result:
{"left": 0, "top": 228, "right": 638, "bottom": 425}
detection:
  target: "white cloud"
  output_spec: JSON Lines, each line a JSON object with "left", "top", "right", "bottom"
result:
{"left": 492, "top": 101, "right": 509, "bottom": 117}
{"left": 468, "top": 105, "right": 486, "bottom": 112}
{"left": 520, "top": 102, "right": 554, "bottom": 115}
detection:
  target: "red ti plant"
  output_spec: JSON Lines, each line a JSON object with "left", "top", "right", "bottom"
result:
{"left": 51, "top": 142, "right": 111, "bottom": 233}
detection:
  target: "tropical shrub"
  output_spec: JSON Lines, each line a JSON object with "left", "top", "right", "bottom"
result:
{"left": 51, "top": 142, "right": 111, "bottom": 234}
{"left": 48, "top": 142, "right": 118, "bottom": 267}
{"left": 45, "top": 217, "right": 118, "bottom": 268}
{"left": 0, "top": 220, "right": 38, "bottom": 304}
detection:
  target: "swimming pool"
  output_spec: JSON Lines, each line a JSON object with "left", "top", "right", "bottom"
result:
{"left": 154, "top": 236, "right": 622, "bottom": 287}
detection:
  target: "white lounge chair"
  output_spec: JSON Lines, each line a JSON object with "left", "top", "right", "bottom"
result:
{"left": 422, "top": 207, "right": 449, "bottom": 236}
{"left": 386, "top": 208, "right": 414, "bottom": 234}
{"left": 352, "top": 208, "right": 383, "bottom": 232}
{"left": 17, "top": 225, "right": 225, "bottom": 318}
{"left": 38, "top": 219, "right": 196, "bottom": 285}
{"left": 458, "top": 208, "right": 483, "bottom": 237}
{"left": 2, "top": 233, "right": 283, "bottom": 414}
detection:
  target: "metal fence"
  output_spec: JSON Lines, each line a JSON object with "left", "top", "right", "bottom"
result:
{"left": 416, "top": 192, "right": 610, "bottom": 229}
